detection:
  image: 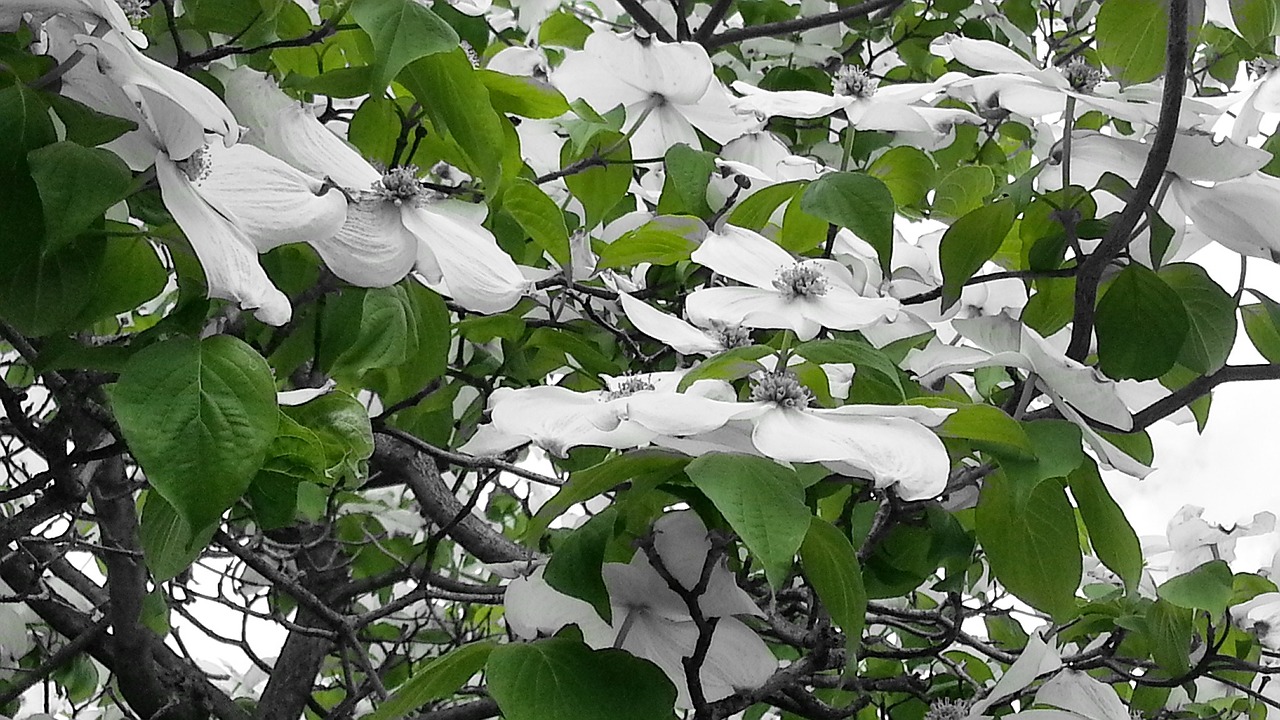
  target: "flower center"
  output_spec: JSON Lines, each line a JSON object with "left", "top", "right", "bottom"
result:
{"left": 707, "top": 322, "right": 752, "bottom": 350}
{"left": 116, "top": 0, "right": 149, "bottom": 23}
{"left": 177, "top": 146, "right": 211, "bottom": 183}
{"left": 772, "top": 263, "right": 829, "bottom": 298}
{"left": 923, "top": 699, "right": 972, "bottom": 720}
{"left": 833, "top": 66, "right": 878, "bottom": 99}
{"left": 1063, "top": 57, "right": 1103, "bottom": 94}
{"left": 373, "top": 166, "right": 424, "bottom": 206}
{"left": 749, "top": 372, "right": 814, "bottom": 409}
{"left": 604, "top": 376, "right": 656, "bottom": 400}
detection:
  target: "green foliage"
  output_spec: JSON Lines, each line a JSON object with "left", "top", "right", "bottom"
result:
{"left": 799, "top": 171, "right": 896, "bottom": 271}
{"left": 1096, "top": 264, "right": 1190, "bottom": 381}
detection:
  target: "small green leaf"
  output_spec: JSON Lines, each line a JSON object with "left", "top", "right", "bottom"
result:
{"left": 597, "top": 216, "right": 701, "bottom": 269}
{"left": 931, "top": 166, "right": 994, "bottom": 221}
{"left": 686, "top": 453, "right": 811, "bottom": 587}
{"left": 675, "top": 344, "right": 773, "bottom": 391}
{"left": 503, "top": 178, "right": 571, "bottom": 266}
{"left": 791, "top": 339, "right": 904, "bottom": 398}
{"left": 247, "top": 412, "right": 328, "bottom": 530}
{"left": 727, "top": 181, "right": 806, "bottom": 231}
{"left": 1158, "top": 559, "right": 1234, "bottom": 617}
{"left": 487, "top": 638, "right": 676, "bottom": 720}
{"left": 139, "top": 493, "right": 219, "bottom": 582}
{"left": 371, "top": 642, "right": 496, "bottom": 720}
{"left": 1159, "top": 262, "right": 1236, "bottom": 375}
{"left": 42, "top": 93, "right": 137, "bottom": 147}
{"left": 562, "top": 131, "right": 632, "bottom": 230}
{"left": 1146, "top": 598, "right": 1194, "bottom": 674}
{"left": 112, "top": 336, "right": 279, "bottom": 532}
{"left": 282, "top": 391, "right": 375, "bottom": 486}
{"left": 329, "top": 286, "right": 419, "bottom": 378}
{"left": 28, "top": 142, "right": 133, "bottom": 248}
{"left": 800, "top": 518, "right": 867, "bottom": 643}
{"left": 479, "top": 70, "right": 571, "bottom": 118}
{"left": 938, "top": 199, "right": 1017, "bottom": 309}
{"left": 1096, "top": 264, "right": 1190, "bottom": 381}
{"left": 400, "top": 51, "right": 505, "bottom": 185}
{"left": 544, "top": 508, "right": 618, "bottom": 623}
{"left": 799, "top": 171, "right": 896, "bottom": 271}
{"left": 1097, "top": 0, "right": 1168, "bottom": 84}
{"left": 1231, "top": 0, "right": 1279, "bottom": 47}
{"left": 867, "top": 146, "right": 935, "bottom": 211}
{"left": 1068, "top": 461, "right": 1143, "bottom": 592}
{"left": 1241, "top": 289, "right": 1280, "bottom": 363}
{"left": 938, "top": 404, "right": 1036, "bottom": 460}
{"left": 526, "top": 451, "right": 690, "bottom": 541}
{"left": 351, "top": 0, "right": 459, "bottom": 91}
{"left": 660, "top": 144, "right": 716, "bottom": 218}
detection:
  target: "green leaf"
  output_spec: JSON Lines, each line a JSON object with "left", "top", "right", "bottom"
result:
{"left": 28, "top": 141, "right": 133, "bottom": 249}
{"left": 675, "top": 344, "right": 773, "bottom": 391}
{"left": 727, "top": 181, "right": 806, "bottom": 231}
{"left": 0, "top": 84, "right": 56, "bottom": 169}
{"left": 1241, "top": 289, "right": 1280, "bottom": 363}
{"left": 976, "top": 472, "right": 1081, "bottom": 620}
{"left": 544, "top": 508, "right": 618, "bottom": 623}
{"left": 937, "top": 404, "right": 1035, "bottom": 460}
{"left": 686, "top": 453, "right": 812, "bottom": 587}
{"left": 400, "top": 51, "right": 504, "bottom": 185}
{"left": 42, "top": 93, "right": 137, "bottom": 147}
{"left": 1231, "top": 0, "right": 1279, "bottom": 46}
{"left": 597, "top": 216, "right": 701, "bottom": 269}
{"left": 247, "top": 412, "right": 328, "bottom": 530}
{"left": 867, "top": 146, "right": 935, "bottom": 212}
{"left": 998, "top": 420, "right": 1084, "bottom": 500}
{"left": 660, "top": 144, "right": 716, "bottom": 218}
{"left": 139, "top": 493, "right": 219, "bottom": 582}
{"left": 1158, "top": 559, "right": 1234, "bottom": 617}
{"left": 800, "top": 518, "right": 867, "bottom": 643}
{"left": 371, "top": 642, "right": 496, "bottom": 720}
{"left": 112, "top": 336, "right": 278, "bottom": 531}
{"left": 479, "top": 70, "right": 571, "bottom": 118}
{"left": 0, "top": 234, "right": 103, "bottom": 337}
{"left": 1096, "top": 264, "right": 1190, "bottom": 381}
{"left": 791, "top": 339, "right": 905, "bottom": 398}
{"left": 1146, "top": 598, "right": 1194, "bottom": 674}
{"left": 526, "top": 451, "right": 690, "bottom": 540}
{"left": 53, "top": 653, "right": 99, "bottom": 704}
{"left": 72, "top": 235, "right": 168, "bottom": 326}
{"left": 538, "top": 11, "right": 593, "bottom": 47}
{"left": 351, "top": 0, "right": 459, "bottom": 91}
{"left": 503, "top": 178, "right": 571, "bottom": 266}
{"left": 282, "top": 391, "right": 375, "bottom": 486}
{"left": 938, "top": 199, "right": 1017, "bottom": 309}
{"left": 1097, "top": 0, "right": 1168, "bottom": 84}
{"left": 778, "top": 193, "right": 827, "bottom": 253}
{"left": 799, "top": 171, "right": 896, "bottom": 271}
{"left": 1068, "top": 461, "right": 1143, "bottom": 592}
{"left": 330, "top": 286, "right": 418, "bottom": 378}
{"left": 487, "top": 638, "right": 676, "bottom": 720}
{"left": 562, "top": 131, "right": 632, "bottom": 230}
{"left": 931, "top": 166, "right": 994, "bottom": 221}
{"left": 1159, "top": 262, "right": 1236, "bottom": 375}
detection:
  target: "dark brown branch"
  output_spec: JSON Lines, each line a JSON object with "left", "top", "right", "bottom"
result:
{"left": 1064, "top": 0, "right": 1188, "bottom": 361}
{"left": 375, "top": 425, "right": 562, "bottom": 488}
{"left": 418, "top": 698, "right": 501, "bottom": 720}
{"left": 1130, "top": 363, "right": 1280, "bottom": 431}
{"left": 694, "top": 0, "right": 737, "bottom": 43}
{"left": 900, "top": 267, "right": 1078, "bottom": 306}
{"left": 704, "top": 0, "right": 903, "bottom": 50}
{"left": 0, "top": 617, "right": 109, "bottom": 706}
{"left": 615, "top": 0, "right": 677, "bottom": 41}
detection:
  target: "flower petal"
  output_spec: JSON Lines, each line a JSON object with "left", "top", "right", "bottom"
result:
{"left": 504, "top": 567, "right": 613, "bottom": 640}
{"left": 403, "top": 201, "right": 530, "bottom": 313}
{"left": 489, "top": 386, "right": 653, "bottom": 455}
{"left": 798, "top": 285, "right": 900, "bottom": 331}
{"left": 618, "top": 392, "right": 750, "bottom": 437}
{"left": 730, "top": 81, "right": 851, "bottom": 119}
{"left": 690, "top": 225, "right": 795, "bottom": 287}
{"left": 944, "top": 36, "right": 1042, "bottom": 75}
{"left": 1022, "top": 328, "right": 1133, "bottom": 431}
{"left": 620, "top": 292, "right": 724, "bottom": 355}
{"left": 313, "top": 196, "right": 419, "bottom": 287}
{"left": 686, "top": 286, "right": 821, "bottom": 339}
{"left": 1174, "top": 175, "right": 1280, "bottom": 261}
{"left": 156, "top": 154, "right": 291, "bottom": 325}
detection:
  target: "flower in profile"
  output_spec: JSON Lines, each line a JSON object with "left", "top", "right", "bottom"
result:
{"left": 503, "top": 511, "right": 776, "bottom": 708}
{"left": 686, "top": 225, "right": 900, "bottom": 341}
{"left": 1146, "top": 505, "right": 1276, "bottom": 578}
{"left": 552, "top": 30, "right": 759, "bottom": 159}
{"left": 222, "top": 67, "right": 531, "bottom": 313}
{"left": 1, "top": 0, "right": 148, "bottom": 47}
{"left": 1234, "top": 591, "right": 1280, "bottom": 650}
{"left": 619, "top": 292, "right": 752, "bottom": 356}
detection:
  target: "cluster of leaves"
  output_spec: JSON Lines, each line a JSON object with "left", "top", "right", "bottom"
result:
{"left": 6, "top": 0, "right": 1280, "bottom": 719}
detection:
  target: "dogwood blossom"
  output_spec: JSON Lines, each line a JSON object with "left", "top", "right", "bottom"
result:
{"left": 1144, "top": 505, "right": 1277, "bottom": 578}
{"left": 552, "top": 30, "right": 759, "bottom": 159}
{"left": 503, "top": 511, "right": 775, "bottom": 708}
{"left": 2, "top": 0, "right": 147, "bottom": 47}
{"left": 687, "top": 225, "right": 900, "bottom": 340}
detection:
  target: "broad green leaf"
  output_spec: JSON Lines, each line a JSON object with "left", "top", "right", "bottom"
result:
{"left": 1097, "top": 0, "right": 1168, "bottom": 84}
{"left": 675, "top": 344, "right": 773, "bottom": 391}
{"left": 526, "top": 451, "right": 690, "bottom": 540}
{"left": 938, "top": 199, "right": 1017, "bottom": 309}
{"left": 330, "top": 285, "right": 419, "bottom": 378}
{"left": 867, "top": 146, "right": 935, "bottom": 211}
{"left": 1241, "top": 289, "right": 1280, "bottom": 363}
{"left": 139, "top": 492, "right": 219, "bottom": 582}
{"left": 0, "top": 84, "right": 56, "bottom": 170}
{"left": 778, "top": 193, "right": 827, "bottom": 253}
{"left": 799, "top": 171, "right": 896, "bottom": 271}
{"left": 791, "top": 339, "right": 904, "bottom": 397}
{"left": 1158, "top": 559, "right": 1234, "bottom": 617}
{"left": 597, "top": 216, "right": 701, "bottom": 269}
{"left": 1231, "top": 0, "right": 1279, "bottom": 46}
{"left": 282, "top": 391, "right": 375, "bottom": 486}
{"left": 727, "top": 181, "right": 806, "bottom": 231}
{"left": 538, "top": 11, "right": 593, "bottom": 48}
{"left": 400, "top": 51, "right": 505, "bottom": 185}
{"left": 686, "top": 453, "right": 811, "bottom": 587}
{"left": 0, "top": 234, "right": 103, "bottom": 337}
{"left": 1146, "top": 598, "right": 1194, "bottom": 674}
{"left": 282, "top": 66, "right": 377, "bottom": 99}
{"left": 998, "top": 420, "right": 1084, "bottom": 500}
{"left": 479, "top": 70, "right": 571, "bottom": 118}
{"left": 504, "top": 178, "right": 571, "bottom": 266}
{"left": 937, "top": 404, "right": 1035, "bottom": 460}
{"left": 351, "top": 0, "right": 459, "bottom": 91}
{"left": 71, "top": 235, "right": 168, "bottom": 326}
{"left": 1159, "top": 262, "right": 1236, "bottom": 375}
{"left": 660, "top": 144, "right": 716, "bottom": 218}
{"left": 112, "top": 336, "right": 278, "bottom": 531}
{"left": 247, "top": 412, "right": 328, "bottom": 530}
{"left": 487, "top": 638, "right": 676, "bottom": 720}
{"left": 1068, "top": 461, "right": 1143, "bottom": 592}
{"left": 28, "top": 142, "right": 132, "bottom": 248}
{"left": 977, "top": 472, "right": 1081, "bottom": 620}
{"left": 1096, "top": 264, "right": 1189, "bottom": 381}
{"left": 800, "top": 518, "right": 867, "bottom": 643}
{"left": 371, "top": 642, "right": 496, "bottom": 720}
{"left": 931, "top": 166, "right": 994, "bottom": 221}
{"left": 42, "top": 93, "right": 137, "bottom": 147}
{"left": 562, "top": 131, "right": 632, "bottom": 230}
{"left": 544, "top": 508, "right": 618, "bottom": 623}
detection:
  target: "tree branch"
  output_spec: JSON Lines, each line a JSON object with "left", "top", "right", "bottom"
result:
{"left": 703, "top": 0, "right": 903, "bottom": 50}
{"left": 614, "top": 0, "right": 677, "bottom": 42}
{"left": 1130, "top": 363, "right": 1280, "bottom": 431}
{"left": 1064, "top": 0, "right": 1188, "bottom": 361}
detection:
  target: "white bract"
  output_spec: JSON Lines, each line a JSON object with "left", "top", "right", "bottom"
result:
{"left": 1145, "top": 505, "right": 1277, "bottom": 579}
{"left": 503, "top": 511, "right": 775, "bottom": 708}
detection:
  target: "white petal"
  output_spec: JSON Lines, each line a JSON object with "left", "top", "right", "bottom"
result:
{"left": 647, "top": 511, "right": 764, "bottom": 618}
{"left": 504, "top": 567, "right": 612, "bottom": 639}
{"left": 190, "top": 142, "right": 347, "bottom": 251}
{"left": 1036, "top": 670, "right": 1131, "bottom": 720}
{"left": 617, "top": 392, "right": 750, "bottom": 437}
{"left": 691, "top": 225, "right": 794, "bottom": 287}
{"left": 696, "top": 617, "right": 776, "bottom": 702}
{"left": 676, "top": 82, "right": 761, "bottom": 144}
{"left": 799, "top": 285, "right": 900, "bottom": 331}
{"left": 821, "top": 403, "right": 955, "bottom": 427}
{"left": 944, "top": 36, "right": 1043, "bottom": 75}
{"left": 314, "top": 197, "right": 418, "bottom": 287}
{"left": 627, "top": 101, "right": 702, "bottom": 161}
{"left": 156, "top": 155, "right": 291, "bottom": 325}
{"left": 1169, "top": 132, "right": 1271, "bottom": 182}
{"left": 1174, "top": 175, "right": 1280, "bottom": 261}
{"left": 686, "top": 286, "right": 820, "bottom": 339}
{"left": 1022, "top": 329, "right": 1133, "bottom": 431}
{"left": 846, "top": 100, "right": 935, "bottom": 133}
{"left": 403, "top": 201, "right": 530, "bottom": 313}
{"left": 730, "top": 81, "right": 851, "bottom": 119}
{"left": 489, "top": 386, "right": 653, "bottom": 455}
{"left": 1053, "top": 400, "right": 1152, "bottom": 479}
{"left": 620, "top": 293, "right": 724, "bottom": 355}
{"left": 751, "top": 408, "right": 951, "bottom": 500}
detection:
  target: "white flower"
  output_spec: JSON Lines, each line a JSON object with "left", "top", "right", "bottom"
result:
{"left": 1, "top": 0, "right": 148, "bottom": 47}
{"left": 1146, "top": 505, "right": 1277, "bottom": 578}
{"left": 552, "top": 30, "right": 759, "bottom": 159}
{"left": 1234, "top": 592, "right": 1280, "bottom": 650}
{"left": 1173, "top": 171, "right": 1280, "bottom": 263}
{"left": 686, "top": 225, "right": 900, "bottom": 341}
{"left": 619, "top": 292, "right": 753, "bottom": 356}
{"left": 504, "top": 511, "right": 775, "bottom": 708}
